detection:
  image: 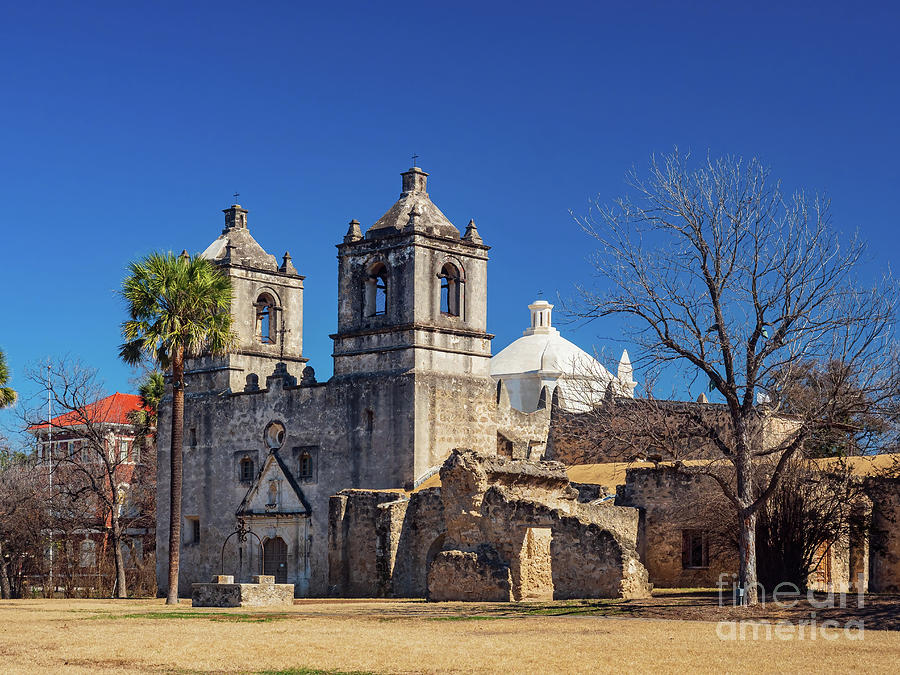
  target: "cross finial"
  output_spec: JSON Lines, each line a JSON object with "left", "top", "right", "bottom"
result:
{"left": 233, "top": 192, "right": 240, "bottom": 204}
{"left": 411, "top": 154, "right": 419, "bottom": 168}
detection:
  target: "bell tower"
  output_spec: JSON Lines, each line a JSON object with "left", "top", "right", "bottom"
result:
{"left": 187, "top": 203, "right": 306, "bottom": 393}
{"left": 331, "top": 167, "right": 497, "bottom": 484}
{"left": 332, "top": 167, "right": 492, "bottom": 378}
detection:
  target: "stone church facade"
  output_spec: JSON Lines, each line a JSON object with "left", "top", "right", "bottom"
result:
{"left": 155, "top": 167, "right": 551, "bottom": 597}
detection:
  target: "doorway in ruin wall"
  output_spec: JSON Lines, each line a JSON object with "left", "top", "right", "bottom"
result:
{"left": 514, "top": 527, "right": 554, "bottom": 601}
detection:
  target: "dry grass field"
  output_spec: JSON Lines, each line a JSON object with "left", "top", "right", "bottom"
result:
{"left": 1, "top": 595, "right": 899, "bottom": 674}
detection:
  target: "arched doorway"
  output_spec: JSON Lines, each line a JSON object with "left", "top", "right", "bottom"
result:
{"left": 263, "top": 536, "right": 288, "bottom": 583}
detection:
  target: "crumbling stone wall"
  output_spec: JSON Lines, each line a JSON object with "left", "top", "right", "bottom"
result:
{"left": 618, "top": 466, "right": 871, "bottom": 593}
{"left": 616, "top": 467, "right": 738, "bottom": 588}
{"left": 328, "top": 487, "right": 445, "bottom": 597}
{"left": 330, "top": 449, "right": 651, "bottom": 601}
{"left": 869, "top": 477, "right": 900, "bottom": 592}
{"left": 548, "top": 398, "right": 795, "bottom": 466}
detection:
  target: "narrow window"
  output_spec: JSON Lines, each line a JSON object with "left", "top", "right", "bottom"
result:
{"left": 299, "top": 452, "right": 313, "bottom": 480}
{"left": 497, "top": 432, "right": 513, "bottom": 459}
{"left": 119, "top": 440, "right": 129, "bottom": 462}
{"left": 186, "top": 517, "right": 201, "bottom": 545}
{"left": 365, "top": 409, "right": 374, "bottom": 434}
{"left": 681, "top": 530, "right": 709, "bottom": 569}
{"left": 239, "top": 455, "right": 254, "bottom": 482}
{"left": 189, "top": 427, "right": 197, "bottom": 447}
{"left": 439, "top": 263, "right": 461, "bottom": 316}
{"left": 116, "top": 485, "right": 128, "bottom": 517}
{"left": 133, "top": 441, "right": 141, "bottom": 465}
{"left": 365, "top": 264, "right": 388, "bottom": 317}
{"left": 255, "top": 294, "right": 277, "bottom": 344}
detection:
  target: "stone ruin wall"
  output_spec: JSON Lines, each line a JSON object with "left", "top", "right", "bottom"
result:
{"left": 329, "top": 449, "right": 651, "bottom": 601}
{"left": 617, "top": 466, "right": 875, "bottom": 593}
{"left": 869, "top": 477, "right": 900, "bottom": 592}
{"left": 616, "top": 467, "right": 739, "bottom": 589}
{"left": 328, "top": 487, "right": 445, "bottom": 598}
{"left": 548, "top": 399, "right": 789, "bottom": 466}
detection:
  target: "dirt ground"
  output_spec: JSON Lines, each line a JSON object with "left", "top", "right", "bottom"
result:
{"left": 1, "top": 592, "right": 899, "bottom": 674}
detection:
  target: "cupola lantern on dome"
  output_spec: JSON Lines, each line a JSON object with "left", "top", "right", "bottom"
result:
{"left": 525, "top": 300, "right": 555, "bottom": 336}
{"left": 400, "top": 166, "right": 428, "bottom": 195}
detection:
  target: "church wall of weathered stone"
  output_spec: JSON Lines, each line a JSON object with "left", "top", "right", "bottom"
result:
{"left": 156, "top": 167, "right": 551, "bottom": 598}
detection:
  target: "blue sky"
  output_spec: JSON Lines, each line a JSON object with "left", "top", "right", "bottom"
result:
{"left": 1, "top": 1, "right": 898, "bottom": 432}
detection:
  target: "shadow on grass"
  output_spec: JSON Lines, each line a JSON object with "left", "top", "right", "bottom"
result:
{"left": 90, "top": 610, "right": 295, "bottom": 623}
{"left": 259, "top": 670, "right": 377, "bottom": 675}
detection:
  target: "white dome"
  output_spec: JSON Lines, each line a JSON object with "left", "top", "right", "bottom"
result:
{"left": 490, "top": 300, "right": 636, "bottom": 413}
{"left": 491, "top": 300, "right": 610, "bottom": 378}
{"left": 491, "top": 329, "right": 611, "bottom": 380}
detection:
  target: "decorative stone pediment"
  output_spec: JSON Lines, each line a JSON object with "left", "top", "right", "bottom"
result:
{"left": 237, "top": 450, "right": 310, "bottom": 517}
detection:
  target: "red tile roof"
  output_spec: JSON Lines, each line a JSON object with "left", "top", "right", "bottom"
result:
{"left": 30, "top": 392, "right": 146, "bottom": 430}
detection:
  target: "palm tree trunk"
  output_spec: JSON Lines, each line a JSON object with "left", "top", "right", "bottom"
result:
{"left": 166, "top": 348, "right": 185, "bottom": 605}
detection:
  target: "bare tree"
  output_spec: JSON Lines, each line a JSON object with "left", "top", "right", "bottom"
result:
{"left": 21, "top": 359, "right": 150, "bottom": 599}
{"left": 572, "top": 151, "right": 898, "bottom": 603}
{"left": 0, "top": 445, "right": 48, "bottom": 598}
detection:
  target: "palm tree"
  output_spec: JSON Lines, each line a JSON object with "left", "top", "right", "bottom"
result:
{"left": 0, "top": 350, "right": 16, "bottom": 409}
{"left": 119, "top": 252, "right": 235, "bottom": 605}
{"left": 130, "top": 370, "right": 165, "bottom": 446}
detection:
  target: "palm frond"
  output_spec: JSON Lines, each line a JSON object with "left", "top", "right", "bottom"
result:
{"left": 119, "top": 252, "right": 237, "bottom": 370}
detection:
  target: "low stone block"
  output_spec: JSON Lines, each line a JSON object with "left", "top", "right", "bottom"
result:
{"left": 192, "top": 579, "right": 294, "bottom": 607}
{"left": 427, "top": 550, "right": 512, "bottom": 602}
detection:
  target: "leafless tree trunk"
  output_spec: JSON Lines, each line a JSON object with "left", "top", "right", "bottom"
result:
{"left": 0, "top": 540, "right": 11, "bottom": 599}
{"left": 110, "top": 513, "right": 127, "bottom": 598}
{"left": 571, "top": 151, "right": 898, "bottom": 604}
